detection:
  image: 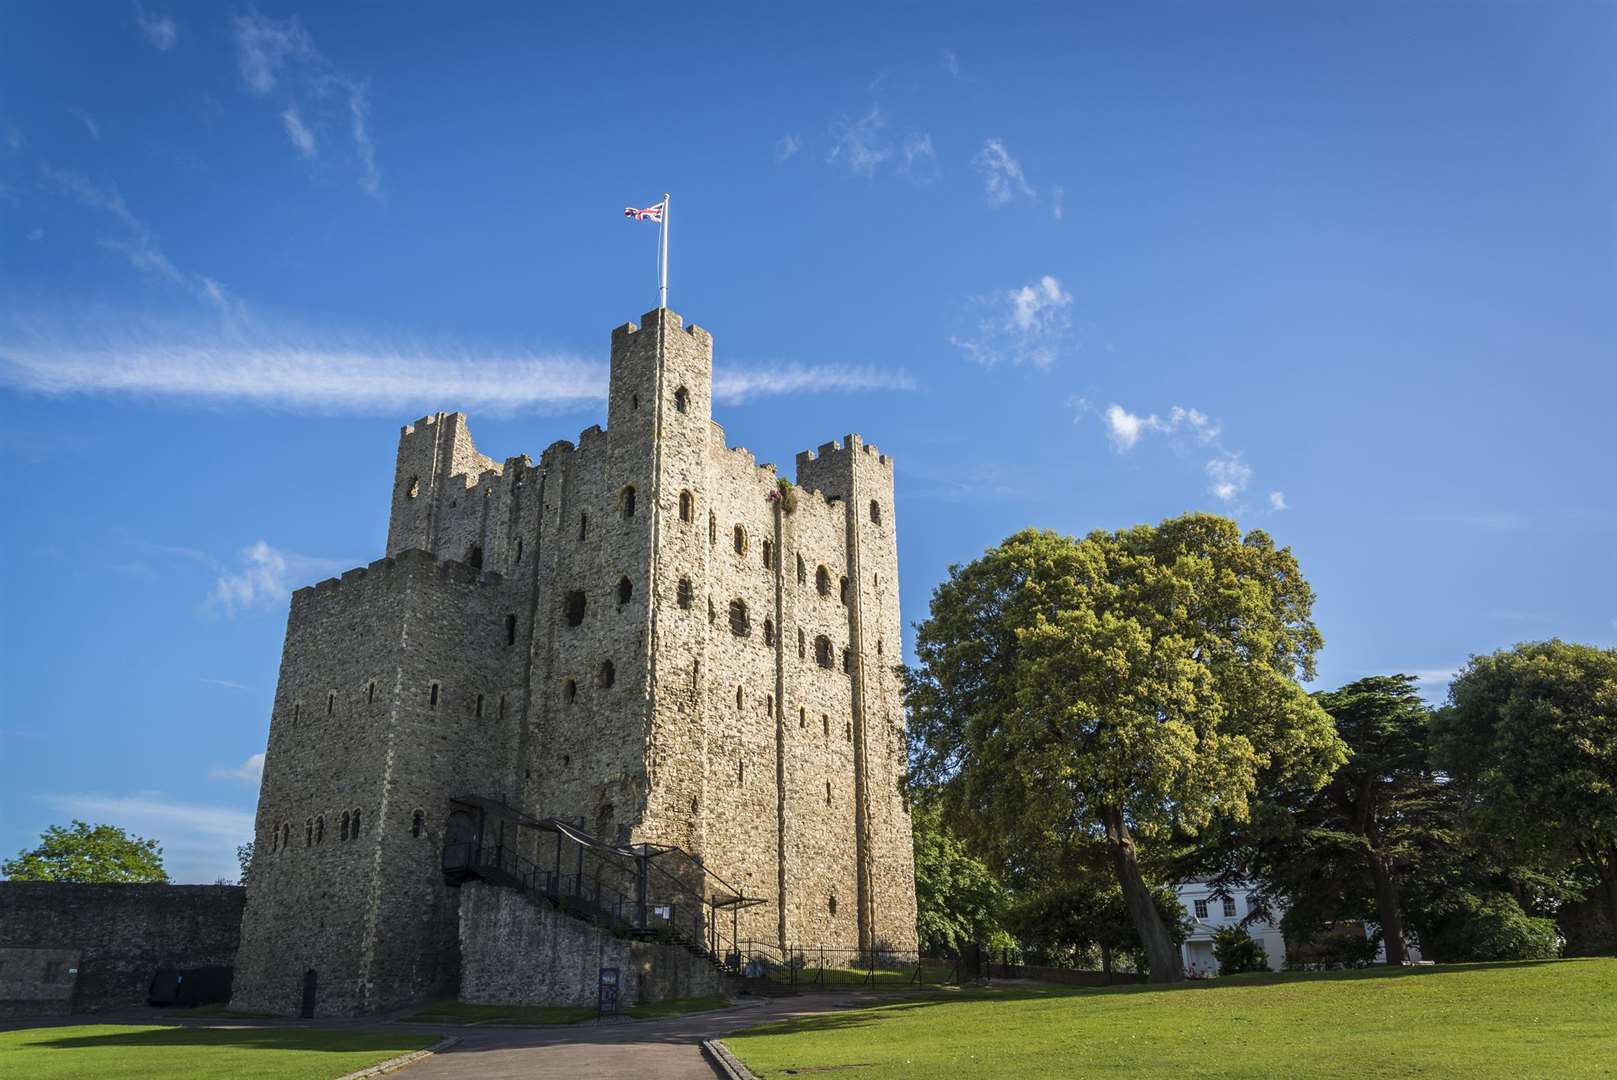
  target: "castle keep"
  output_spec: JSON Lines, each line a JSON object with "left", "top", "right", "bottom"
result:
{"left": 231, "top": 309, "right": 918, "bottom": 1015}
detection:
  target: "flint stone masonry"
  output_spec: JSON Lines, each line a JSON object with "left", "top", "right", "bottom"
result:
{"left": 233, "top": 308, "right": 917, "bottom": 1016}
{"left": 0, "top": 882, "right": 244, "bottom": 1016}
{"left": 457, "top": 882, "right": 729, "bottom": 1006}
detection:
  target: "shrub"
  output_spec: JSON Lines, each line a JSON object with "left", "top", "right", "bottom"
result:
{"left": 1420, "top": 892, "right": 1560, "bottom": 962}
{"left": 1212, "top": 925, "right": 1270, "bottom": 975}
{"left": 1283, "top": 923, "right": 1380, "bottom": 969}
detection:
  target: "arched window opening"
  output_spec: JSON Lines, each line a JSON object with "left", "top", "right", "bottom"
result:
{"left": 766, "top": 694, "right": 774, "bottom": 718}
{"left": 796, "top": 554, "right": 806, "bottom": 585}
{"left": 598, "top": 659, "right": 616, "bottom": 689}
{"left": 315, "top": 816, "right": 325, "bottom": 844}
{"left": 631, "top": 393, "right": 639, "bottom": 411}
{"left": 679, "top": 490, "right": 693, "bottom": 522}
{"left": 733, "top": 524, "right": 747, "bottom": 555}
{"left": 738, "top": 759, "right": 745, "bottom": 785}
{"left": 475, "top": 693, "right": 485, "bottom": 719}
{"left": 405, "top": 476, "right": 420, "bottom": 499}
{"left": 564, "top": 591, "right": 587, "bottom": 627}
{"left": 282, "top": 823, "right": 291, "bottom": 851}
{"left": 515, "top": 538, "right": 523, "bottom": 563}
{"left": 763, "top": 618, "right": 775, "bottom": 646}
{"left": 411, "top": 810, "right": 424, "bottom": 839}
{"left": 564, "top": 678, "right": 577, "bottom": 703}
{"left": 815, "top": 635, "right": 834, "bottom": 669}
{"left": 797, "top": 628, "right": 806, "bottom": 659}
{"left": 367, "top": 681, "right": 375, "bottom": 704}
{"left": 799, "top": 706, "right": 807, "bottom": 729}
{"left": 674, "top": 386, "right": 690, "bottom": 413}
{"left": 869, "top": 499, "right": 881, "bottom": 525}
{"left": 729, "top": 599, "right": 751, "bottom": 637}
{"left": 822, "top": 713, "right": 830, "bottom": 737}
{"left": 677, "top": 576, "right": 693, "bottom": 609}
{"left": 579, "top": 514, "right": 589, "bottom": 541}
{"left": 825, "top": 783, "right": 832, "bottom": 808}
{"left": 617, "top": 575, "right": 633, "bottom": 606}
{"left": 505, "top": 614, "right": 517, "bottom": 646}
{"left": 762, "top": 539, "right": 773, "bottom": 569}
{"left": 839, "top": 576, "right": 849, "bottom": 605}
{"left": 829, "top": 893, "right": 838, "bottom": 915}
{"left": 816, "top": 566, "right": 831, "bottom": 596}
{"left": 621, "top": 486, "right": 637, "bottom": 517}
{"left": 465, "top": 544, "right": 483, "bottom": 571}
{"left": 429, "top": 683, "right": 440, "bottom": 709}
{"left": 735, "top": 685, "right": 744, "bottom": 709}
{"left": 327, "top": 691, "right": 334, "bottom": 716}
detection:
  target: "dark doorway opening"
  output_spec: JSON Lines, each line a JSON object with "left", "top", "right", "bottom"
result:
{"left": 300, "top": 969, "right": 317, "bottom": 1018}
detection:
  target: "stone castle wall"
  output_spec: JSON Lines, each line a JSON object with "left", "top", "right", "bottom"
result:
{"left": 233, "top": 308, "right": 917, "bottom": 1015}
{"left": 0, "top": 883, "right": 243, "bottom": 1016}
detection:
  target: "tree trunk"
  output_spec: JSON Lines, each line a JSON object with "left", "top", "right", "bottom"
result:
{"left": 1102, "top": 804, "right": 1183, "bottom": 983}
{"left": 1100, "top": 942, "right": 1113, "bottom": 984}
{"left": 1595, "top": 844, "right": 1617, "bottom": 935}
{"left": 1367, "top": 850, "right": 1406, "bottom": 965}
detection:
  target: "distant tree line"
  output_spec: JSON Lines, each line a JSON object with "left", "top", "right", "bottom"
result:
{"left": 906, "top": 514, "right": 1616, "bottom": 981}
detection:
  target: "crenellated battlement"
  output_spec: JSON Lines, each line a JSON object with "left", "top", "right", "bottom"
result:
{"left": 295, "top": 549, "right": 503, "bottom": 606}
{"left": 794, "top": 434, "right": 893, "bottom": 472}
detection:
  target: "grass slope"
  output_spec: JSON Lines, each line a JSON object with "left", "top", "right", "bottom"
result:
{"left": 0, "top": 1025, "right": 435, "bottom": 1080}
{"left": 726, "top": 959, "right": 1617, "bottom": 1080}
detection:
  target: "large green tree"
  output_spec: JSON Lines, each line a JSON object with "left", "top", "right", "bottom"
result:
{"left": 907, "top": 515, "right": 1344, "bottom": 982}
{"left": 3, "top": 820, "right": 168, "bottom": 883}
{"left": 1432, "top": 641, "right": 1617, "bottom": 932}
{"left": 912, "top": 803, "right": 1008, "bottom": 956}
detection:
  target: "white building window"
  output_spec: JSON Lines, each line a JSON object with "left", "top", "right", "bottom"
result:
{"left": 1194, "top": 898, "right": 1208, "bottom": 920}
{"left": 1222, "top": 896, "right": 1238, "bottom": 918}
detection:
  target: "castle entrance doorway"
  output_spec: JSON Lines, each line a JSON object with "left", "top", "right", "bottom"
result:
{"left": 300, "top": 969, "right": 317, "bottom": 1018}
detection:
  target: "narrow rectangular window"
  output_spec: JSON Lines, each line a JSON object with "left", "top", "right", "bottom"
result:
{"left": 367, "top": 681, "right": 375, "bottom": 704}
{"left": 430, "top": 683, "right": 440, "bottom": 709}
{"left": 498, "top": 695, "right": 506, "bottom": 719}
{"left": 1222, "top": 896, "right": 1238, "bottom": 918}
{"left": 1194, "top": 898, "right": 1208, "bottom": 919}
{"left": 476, "top": 693, "right": 485, "bottom": 719}
{"left": 505, "top": 614, "right": 517, "bottom": 646}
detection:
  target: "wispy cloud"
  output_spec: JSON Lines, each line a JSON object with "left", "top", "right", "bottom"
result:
{"left": 900, "top": 133, "right": 938, "bottom": 181}
{"left": 40, "top": 790, "right": 254, "bottom": 883}
{"left": 211, "top": 541, "right": 346, "bottom": 613}
{"left": 209, "top": 752, "right": 265, "bottom": 784}
{"left": 828, "top": 106, "right": 893, "bottom": 176}
{"left": 199, "top": 677, "right": 251, "bottom": 690}
{"left": 41, "top": 166, "right": 241, "bottom": 318}
{"left": 134, "top": 3, "right": 178, "bottom": 51}
{"left": 280, "top": 107, "right": 316, "bottom": 157}
{"left": 0, "top": 330, "right": 916, "bottom": 415}
{"left": 951, "top": 275, "right": 1074, "bottom": 368}
{"left": 1092, "top": 401, "right": 1281, "bottom": 511}
{"left": 232, "top": 9, "right": 381, "bottom": 197}
{"left": 774, "top": 134, "right": 801, "bottom": 163}
{"left": 940, "top": 49, "right": 960, "bottom": 78}
{"left": 1051, "top": 185, "right": 1064, "bottom": 221}
{"left": 66, "top": 107, "right": 101, "bottom": 141}
{"left": 972, "top": 138, "right": 1035, "bottom": 206}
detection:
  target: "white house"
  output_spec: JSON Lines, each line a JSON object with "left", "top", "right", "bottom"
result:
{"left": 1174, "top": 879, "right": 1286, "bottom": 975}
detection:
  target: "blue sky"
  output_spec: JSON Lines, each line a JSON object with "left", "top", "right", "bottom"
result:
{"left": 2, "top": 3, "right": 1613, "bottom": 883}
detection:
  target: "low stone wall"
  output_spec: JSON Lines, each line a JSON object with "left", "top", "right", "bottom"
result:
{"left": 0, "top": 882, "right": 245, "bottom": 1016}
{"left": 458, "top": 881, "right": 731, "bottom": 1007}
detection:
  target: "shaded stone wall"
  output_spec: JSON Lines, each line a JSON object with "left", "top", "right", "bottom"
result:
{"left": 457, "top": 882, "right": 730, "bottom": 1006}
{"left": 0, "top": 883, "right": 243, "bottom": 1015}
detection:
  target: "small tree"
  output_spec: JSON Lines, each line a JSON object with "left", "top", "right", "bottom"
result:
{"left": 912, "top": 804, "right": 1007, "bottom": 956}
{"left": 4, "top": 820, "right": 167, "bottom": 883}
{"left": 1212, "top": 925, "right": 1270, "bottom": 974}
{"left": 236, "top": 841, "right": 255, "bottom": 887}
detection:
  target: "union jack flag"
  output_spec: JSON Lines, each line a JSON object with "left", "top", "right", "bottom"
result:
{"left": 623, "top": 201, "right": 665, "bottom": 223}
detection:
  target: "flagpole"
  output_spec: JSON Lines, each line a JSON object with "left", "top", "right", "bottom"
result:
{"left": 658, "top": 193, "right": 670, "bottom": 310}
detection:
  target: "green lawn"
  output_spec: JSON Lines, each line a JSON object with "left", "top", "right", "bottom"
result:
{"left": 726, "top": 958, "right": 1617, "bottom": 1080}
{"left": 0, "top": 1025, "right": 435, "bottom": 1080}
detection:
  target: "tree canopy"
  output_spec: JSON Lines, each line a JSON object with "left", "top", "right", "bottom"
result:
{"left": 911, "top": 803, "right": 1009, "bottom": 956}
{"left": 3, "top": 820, "right": 168, "bottom": 883}
{"left": 907, "top": 515, "right": 1344, "bottom": 981}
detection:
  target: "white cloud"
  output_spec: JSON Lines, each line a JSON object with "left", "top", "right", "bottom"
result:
{"left": 900, "top": 133, "right": 938, "bottom": 181}
{"left": 1103, "top": 404, "right": 1219, "bottom": 451}
{"left": 828, "top": 106, "right": 893, "bottom": 177}
{"left": 774, "top": 134, "right": 801, "bottom": 163}
{"left": 209, "top": 753, "right": 265, "bottom": 784}
{"left": 952, "top": 275, "right": 1073, "bottom": 368}
{"left": 1269, "top": 490, "right": 1288, "bottom": 511}
{"left": 40, "top": 791, "right": 254, "bottom": 883}
{"left": 232, "top": 10, "right": 381, "bottom": 197}
{"left": 199, "top": 677, "right": 250, "bottom": 690}
{"left": 1206, "top": 457, "right": 1253, "bottom": 503}
{"left": 941, "top": 49, "right": 960, "bottom": 78}
{"left": 0, "top": 332, "right": 916, "bottom": 414}
{"left": 41, "top": 166, "right": 242, "bottom": 317}
{"left": 67, "top": 107, "right": 101, "bottom": 141}
{"left": 280, "top": 107, "right": 316, "bottom": 157}
{"left": 25, "top": 226, "right": 43, "bottom": 242}
{"left": 972, "top": 138, "right": 1035, "bottom": 206}
{"left": 134, "top": 3, "right": 179, "bottom": 51}
{"left": 1051, "top": 185, "right": 1064, "bottom": 221}
{"left": 211, "top": 541, "right": 347, "bottom": 614}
